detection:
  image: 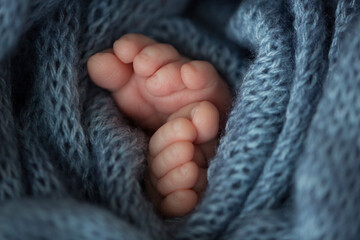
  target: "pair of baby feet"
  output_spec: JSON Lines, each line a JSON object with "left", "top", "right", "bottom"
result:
{"left": 87, "top": 34, "right": 231, "bottom": 217}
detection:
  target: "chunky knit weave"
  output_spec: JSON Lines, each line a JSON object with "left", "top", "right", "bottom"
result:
{"left": 0, "top": 0, "right": 359, "bottom": 239}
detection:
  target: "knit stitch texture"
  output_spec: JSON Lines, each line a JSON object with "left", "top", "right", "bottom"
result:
{"left": 0, "top": 0, "right": 359, "bottom": 239}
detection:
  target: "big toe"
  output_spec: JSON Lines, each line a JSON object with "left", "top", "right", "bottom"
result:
{"left": 181, "top": 60, "right": 219, "bottom": 90}
{"left": 181, "top": 61, "right": 233, "bottom": 120}
{"left": 168, "top": 101, "right": 220, "bottom": 144}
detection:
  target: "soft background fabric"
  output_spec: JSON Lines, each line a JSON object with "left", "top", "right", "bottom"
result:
{"left": 0, "top": 0, "right": 359, "bottom": 239}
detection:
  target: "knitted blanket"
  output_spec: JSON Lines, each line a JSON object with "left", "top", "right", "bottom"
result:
{"left": 1, "top": 0, "right": 359, "bottom": 239}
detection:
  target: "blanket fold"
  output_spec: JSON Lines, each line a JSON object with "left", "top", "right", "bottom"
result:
{"left": 0, "top": 0, "right": 359, "bottom": 239}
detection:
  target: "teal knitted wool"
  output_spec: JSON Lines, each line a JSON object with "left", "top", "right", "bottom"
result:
{"left": 0, "top": 0, "right": 359, "bottom": 239}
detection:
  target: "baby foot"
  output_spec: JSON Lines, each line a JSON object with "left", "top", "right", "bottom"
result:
{"left": 146, "top": 101, "right": 219, "bottom": 217}
{"left": 87, "top": 34, "right": 232, "bottom": 217}
{"left": 87, "top": 33, "right": 232, "bottom": 132}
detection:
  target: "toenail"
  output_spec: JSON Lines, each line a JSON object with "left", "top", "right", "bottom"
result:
{"left": 191, "top": 106, "right": 199, "bottom": 119}
{"left": 138, "top": 52, "right": 151, "bottom": 62}
{"left": 184, "top": 61, "right": 197, "bottom": 73}
{"left": 172, "top": 119, "right": 182, "bottom": 132}
{"left": 179, "top": 163, "right": 190, "bottom": 177}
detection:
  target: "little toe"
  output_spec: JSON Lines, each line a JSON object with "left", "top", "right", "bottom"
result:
{"left": 149, "top": 141, "right": 194, "bottom": 179}
{"left": 149, "top": 118, "right": 197, "bottom": 157}
{"left": 160, "top": 189, "right": 198, "bottom": 217}
{"left": 133, "top": 43, "right": 181, "bottom": 78}
{"left": 192, "top": 101, "right": 219, "bottom": 144}
{"left": 145, "top": 61, "right": 187, "bottom": 97}
{"left": 168, "top": 101, "right": 219, "bottom": 144}
{"left": 113, "top": 33, "right": 156, "bottom": 64}
{"left": 87, "top": 50, "right": 133, "bottom": 92}
{"left": 181, "top": 61, "right": 233, "bottom": 122}
{"left": 181, "top": 60, "right": 220, "bottom": 90}
{"left": 156, "top": 161, "right": 199, "bottom": 196}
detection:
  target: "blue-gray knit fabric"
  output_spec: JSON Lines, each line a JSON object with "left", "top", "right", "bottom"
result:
{"left": 1, "top": 0, "right": 359, "bottom": 239}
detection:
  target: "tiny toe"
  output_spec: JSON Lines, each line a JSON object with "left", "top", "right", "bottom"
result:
{"left": 87, "top": 50, "right": 133, "bottom": 92}
{"left": 168, "top": 101, "right": 219, "bottom": 144}
{"left": 113, "top": 33, "right": 156, "bottom": 64}
{"left": 133, "top": 43, "right": 181, "bottom": 77}
{"left": 191, "top": 101, "right": 220, "bottom": 144}
{"left": 145, "top": 61, "right": 186, "bottom": 97}
{"left": 149, "top": 118, "right": 197, "bottom": 156}
{"left": 160, "top": 189, "right": 198, "bottom": 217}
{"left": 150, "top": 141, "right": 194, "bottom": 179}
{"left": 181, "top": 60, "right": 219, "bottom": 90}
{"left": 156, "top": 161, "right": 199, "bottom": 196}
